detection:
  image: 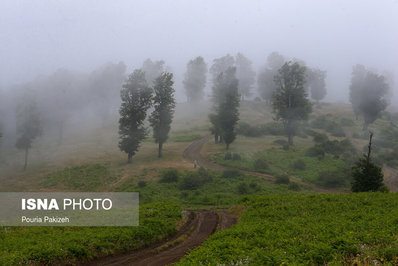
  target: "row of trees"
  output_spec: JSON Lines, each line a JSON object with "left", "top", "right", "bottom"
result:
{"left": 118, "top": 70, "right": 175, "bottom": 163}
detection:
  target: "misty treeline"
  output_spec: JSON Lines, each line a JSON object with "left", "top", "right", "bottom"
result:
{"left": 0, "top": 51, "right": 395, "bottom": 168}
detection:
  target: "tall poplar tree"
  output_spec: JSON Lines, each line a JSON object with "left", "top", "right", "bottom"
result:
{"left": 118, "top": 69, "right": 153, "bottom": 163}
{"left": 15, "top": 94, "right": 42, "bottom": 171}
{"left": 149, "top": 72, "right": 176, "bottom": 158}
{"left": 272, "top": 62, "right": 312, "bottom": 146}
{"left": 183, "top": 56, "right": 207, "bottom": 102}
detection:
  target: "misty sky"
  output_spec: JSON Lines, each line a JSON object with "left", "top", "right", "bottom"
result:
{"left": 1, "top": 0, "right": 397, "bottom": 103}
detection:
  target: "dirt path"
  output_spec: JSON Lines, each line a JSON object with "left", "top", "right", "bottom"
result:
{"left": 87, "top": 210, "right": 236, "bottom": 266}
{"left": 183, "top": 135, "right": 341, "bottom": 193}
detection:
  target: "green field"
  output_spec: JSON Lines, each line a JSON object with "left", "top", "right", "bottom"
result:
{"left": 178, "top": 193, "right": 398, "bottom": 265}
{"left": 0, "top": 202, "right": 181, "bottom": 265}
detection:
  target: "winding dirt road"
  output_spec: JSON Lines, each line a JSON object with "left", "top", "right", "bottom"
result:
{"left": 88, "top": 210, "right": 236, "bottom": 266}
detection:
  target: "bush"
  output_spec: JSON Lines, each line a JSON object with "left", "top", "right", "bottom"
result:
{"left": 273, "top": 139, "right": 288, "bottom": 146}
{"left": 237, "top": 182, "right": 249, "bottom": 194}
{"left": 260, "top": 122, "right": 285, "bottom": 136}
{"left": 224, "top": 152, "right": 232, "bottom": 160}
{"left": 305, "top": 145, "right": 325, "bottom": 158}
{"left": 254, "top": 158, "right": 268, "bottom": 170}
{"left": 138, "top": 181, "right": 147, "bottom": 188}
{"left": 221, "top": 169, "right": 242, "bottom": 179}
{"left": 378, "top": 185, "right": 390, "bottom": 193}
{"left": 178, "top": 168, "right": 213, "bottom": 190}
{"left": 288, "top": 182, "right": 300, "bottom": 191}
{"left": 275, "top": 174, "right": 290, "bottom": 184}
{"left": 317, "top": 171, "right": 346, "bottom": 188}
{"left": 313, "top": 132, "right": 328, "bottom": 143}
{"left": 291, "top": 159, "right": 306, "bottom": 170}
{"left": 232, "top": 153, "right": 242, "bottom": 161}
{"left": 237, "top": 122, "right": 262, "bottom": 137}
{"left": 159, "top": 168, "right": 180, "bottom": 183}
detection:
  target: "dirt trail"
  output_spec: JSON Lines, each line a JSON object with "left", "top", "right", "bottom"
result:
{"left": 183, "top": 135, "right": 341, "bottom": 193}
{"left": 88, "top": 210, "right": 235, "bottom": 266}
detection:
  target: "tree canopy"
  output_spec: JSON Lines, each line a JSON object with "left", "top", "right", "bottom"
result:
{"left": 258, "top": 52, "right": 286, "bottom": 103}
{"left": 149, "top": 72, "right": 176, "bottom": 158}
{"left": 349, "top": 65, "right": 389, "bottom": 130}
{"left": 183, "top": 56, "right": 207, "bottom": 102}
{"left": 272, "top": 62, "right": 312, "bottom": 146}
{"left": 235, "top": 53, "right": 255, "bottom": 100}
{"left": 118, "top": 69, "right": 153, "bottom": 163}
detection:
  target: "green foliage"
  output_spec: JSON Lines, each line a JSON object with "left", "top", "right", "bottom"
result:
{"left": 177, "top": 194, "right": 398, "bottom": 265}
{"left": 237, "top": 182, "right": 249, "bottom": 194}
{"left": 307, "top": 68, "right": 327, "bottom": 102}
{"left": 305, "top": 144, "right": 325, "bottom": 158}
{"left": 275, "top": 174, "right": 290, "bottom": 184}
{"left": 0, "top": 202, "right": 181, "bottom": 265}
{"left": 221, "top": 169, "right": 242, "bottom": 179}
{"left": 149, "top": 72, "right": 176, "bottom": 158}
{"left": 351, "top": 134, "right": 384, "bottom": 192}
{"left": 183, "top": 56, "right": 207, "bottom": 102}
{"left": 118, "top": 69, "right": 153, "bottom": 163}
{"left": 349, "top": 65, "right": 389, "bottom": 129}
{"left": 211, "top": 67, "right": 240, "bottom": 149}
{"left": 41, "top": 164, "right": 117, "bottom": 191}
{"left": 224, "top": 151, "right": 232, "bottom": 160}
{"left": 313, "top": 132, "right": 328, "bottom": 143}
{"left": 179, "top": 168, "right": 212, "bottom": 190}
{"left": 170, "top": 134, "right": 201, "bottom": 142}
{"left": 232, "top": 153, "right": 241, "bottom": 161}
{"left": 291, "top": 159, "right": 306, "bottom": 170}
{"left": 288, "top": 182, "right": 301, "bottom": 191}
{"left": 138, "top": 180, "right": 147, "bottom": 187}
{"left": 237, "top": 121, "right": 285, "bottom": 137}
{"left": 317, "top": 170, "right": 348, "bottom": 188}
{"left": 159, "top": 168, "right": 180, "bottom": 183}
{"left": 272, "top": 62, "right": 312, "bottom": 145}
{"left": 253, "top": 158, "right": 268, "bottom": 170}
{"left": 310, "top": 115, "right": 345, "bottom": 137}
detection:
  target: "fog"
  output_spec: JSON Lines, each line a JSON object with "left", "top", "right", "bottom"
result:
{"left": 0, "top": 0, "right": 397, "bottom": 170}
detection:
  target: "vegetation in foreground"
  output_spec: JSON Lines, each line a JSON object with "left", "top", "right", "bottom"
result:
{"left": 0, "top": 202, "right": 181, "bottom": 265}
{"left": 177, "top": 193, "right": 398, "bottom": 265}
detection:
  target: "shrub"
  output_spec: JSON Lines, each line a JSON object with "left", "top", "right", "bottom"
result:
{"left": 288, "top": 182, "right": 300, "bottom": 191}
{"left": 273, "top": 139, "right": 288, "bottom": 146}
{"left": 313, "top": 132, "right": 328, "bottom": 143}
{"left": 237, "top": 182, "right": 249, "bottom": 194}
{"left": 305, "top": 145, "right": 325, "bottom": 158}
{"left": 138, "top": 181, "right": 147, "bottom": 188}
{"left": 260, "top": 122, "right": 285, "bottom": 136}
{"left": 249, "top": 182, "right": 258, "bottom": 190}
{"left": 378, "top": 185, "right": 390, "bottom": 193}
{"left": 291, "top": 159, "right": 306, "bottom": 170}
{"left": 232, "top": 153, "right": 242, "bottom": 161}
{"left": 317, "top": 171, "right": 346, "bottom": 188}
{"left": 254, "top": 158, "right": 268, "bottom": 170}
{"left": 159, "top": 168, "right": 180, "bottom": 183}
{"left": 237, "top": 122, "right": 262, "bottom": 137}
{"left": 275, "top": 174, "right": 290, "bottom": 184}
{"left": 221, "top": 169, "right": 242, "bottom": 178}
{"left": 179, "top": 174, "right": 201, "bottom": 190}
{"left": 224, "top": 152, "right": 232, "bottom": 160}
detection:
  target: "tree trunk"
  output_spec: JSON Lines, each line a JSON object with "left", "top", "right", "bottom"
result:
{"left": 158, "top": 142, "right": 163, "bottom": 158}
{"left": 226, "top": 143, "right": 230, "bottom": 150}
{"left": 219, "top": 136, "right": 224, "bottom": 144}
{"left": 23, "top": 147, "right": 29, "bottom": 171}
{"left": 214, "top": 133, "right": 218, "bottom": 144}
{"left": 127, "top": 153, "right": 132, "bottom": 163}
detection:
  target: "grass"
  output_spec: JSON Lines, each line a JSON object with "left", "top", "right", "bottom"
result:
{"left": 0, "top": 202, "right": 181, "bottom": 265}
{"left": 211, "top": 147, "right": 350, "bottom": 186}
{"left": 177, "top": 193, "right": 398, "bottom": 265}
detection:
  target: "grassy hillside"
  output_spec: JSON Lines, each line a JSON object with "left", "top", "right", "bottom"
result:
{"left": 177, "top": 193, "right": 398, "bottom": 265}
